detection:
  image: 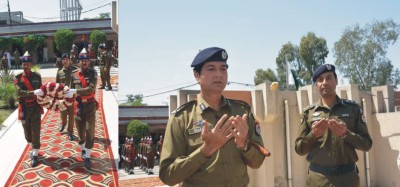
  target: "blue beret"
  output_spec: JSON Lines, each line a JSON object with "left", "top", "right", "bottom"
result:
{"left": 191, "top": 47, "right": 228, "bottom": 67}
{"left": 61, "top": 53, "right": 69, "bottom": 59}
{"left": 312, "top": 64, "right": 336, "bottom": 82}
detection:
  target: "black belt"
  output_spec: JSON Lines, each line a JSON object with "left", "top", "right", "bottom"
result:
{"left": 309, "top": 163, "right": 356, "bottom": 176}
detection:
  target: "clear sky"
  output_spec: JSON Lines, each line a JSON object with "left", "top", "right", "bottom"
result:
{"left": 119, "top": 0, "right": 400, "bottom": 105}
{"left": 2, "top": 0, "right": 112, "bottom": 22}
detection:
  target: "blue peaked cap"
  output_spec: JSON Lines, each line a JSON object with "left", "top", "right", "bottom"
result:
{"left": 191, "top": 47, "right": 228, "bottom": 67}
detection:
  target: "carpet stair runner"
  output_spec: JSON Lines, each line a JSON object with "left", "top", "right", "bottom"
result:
{"left": 5, "top": 89, "right": 118, "bottom": 187}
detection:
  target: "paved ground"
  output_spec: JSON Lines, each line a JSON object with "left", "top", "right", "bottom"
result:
{"left": 119, "top": 165, "right": 171, "bottom": 187}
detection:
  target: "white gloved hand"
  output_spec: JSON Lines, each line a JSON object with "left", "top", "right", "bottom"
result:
{"left": 65, "top": 89, "right": 77, "bottom": 98}
{"left": 33, "top": 89, "right": 44, "bottom": 96}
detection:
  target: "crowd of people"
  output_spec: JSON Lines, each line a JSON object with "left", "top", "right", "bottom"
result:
{"left": 120, "top": 135, "right": 163, "bottom": 175}
{"left": 13, "top": 40, "right": 118, "bottom": 170}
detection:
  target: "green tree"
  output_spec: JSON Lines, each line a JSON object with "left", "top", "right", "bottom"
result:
{"left": 333, "top": 19, "right": 400, "bottom": 90}
{"left": 120, "top": 94, "right": 147, "bottom": 106}
{"left": 0, "top": 38, "right": 12, "bottom": 51}
{"left": 54, "top": 29, "right": 74, "bottom": 53}
{"left": 22, "top": 34, "right": 46, "bottom": 64}
{"left": 98, "top": 13, "right": 111, "bottom": 19}
{"left": 275, "top": 42, "right": 302, "bottom": 90}
{"left": 299, "top": 32, "right": 329, "bottom": 84}
{"left": 126, "top": 120, "right": 150, "bottom": 145}
{"left": 254, "top": 68, "right": 278, "bottom": 85}
{"left": 90, "top": 30, "right": 107, "bottom": 58}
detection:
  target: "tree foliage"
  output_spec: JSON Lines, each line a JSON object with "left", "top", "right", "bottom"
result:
{"left": 333, "top": 19, "right": 400, "bottom": 90}
{"left": 275, "top": 42, "right": 301, "bottom": 90}
{"left": 0, "top": 38, "right": 12, "bottom": 51}
{"left": 90, "top": 30, "right": 107, "bottom": 57}
{"left": 299, "top": 32, "right": 329, "bottom": 84}
{"left": 54, "top": 29, "right": 74, "bottom": 54}
{"left": 121, "top": 94, "right": 147, "bottom": 106}
{"left": 126, "top": 120, "right": 150, "bottom": 145}
{"left": 254, "top": 68, "right": 278, "bottom": 85}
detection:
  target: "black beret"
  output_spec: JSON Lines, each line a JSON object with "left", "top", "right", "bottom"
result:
{"left": 312, "top": 64, "right": 336, "bottom": 82}
{"left": 61, "top": 53, "right": 69, "bottom": 59}
{"left": 191, "top": 47, "right": 228, "bottom": 67}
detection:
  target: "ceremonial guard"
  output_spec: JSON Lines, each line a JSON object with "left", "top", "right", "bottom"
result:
{"left": 98, "top": 44, "right": 112, "bottom": 91}
{"left": 14, "top": 51, "right": 44, "bottom": 167}
{"left": 65, "top": 48, "right": 98, "bottom": 169}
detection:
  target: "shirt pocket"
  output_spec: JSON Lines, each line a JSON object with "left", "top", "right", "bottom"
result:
{"left": 337, "top": 114, "right": 356, "bottom": 132}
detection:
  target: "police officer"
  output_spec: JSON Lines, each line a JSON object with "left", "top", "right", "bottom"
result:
{"left": 146, "top": 137, "right": 155, "bottom": 175}
{"left": 112, "top": 40, "right": 118, "bottom": 67}
{"left": 1, "top": 54, "right": 8, "bottom": 73}
{"left": 294, "top": 64, "right": 373, "bottom": 187}
{"left": 13, "top": 49, "right": 20, "bottom": 69}
{"left": 70, "top": 44, "right": 78, "bottom": 65}
{"left": 65, "top": 48, "right": 98, "bottom": 170}
{"left": 56, "top": 53, "right": 77, "bottom": 141}
{"left": 98, "top": 44, "right": 112, "bottom": 91}
{"left": 159, "top": 47, "right": 267, "bottom": 187}
{"left": 156, "top": 135, "right": 163, "bottom": 160}
{"left": 14, "top": 51, "right": 44, "bottom": 167}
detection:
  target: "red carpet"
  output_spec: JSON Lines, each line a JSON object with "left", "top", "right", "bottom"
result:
{"left": 5, "top": 89, "right": 118, "bottom": 187}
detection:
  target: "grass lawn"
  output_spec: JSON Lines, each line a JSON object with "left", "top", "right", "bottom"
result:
{"left": 0, "top": 101, "right": 16, "bottom": 127}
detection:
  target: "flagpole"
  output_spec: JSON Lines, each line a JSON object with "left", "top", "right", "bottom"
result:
{"left": 286, "top": 55, "right": 289, "bottom": 91}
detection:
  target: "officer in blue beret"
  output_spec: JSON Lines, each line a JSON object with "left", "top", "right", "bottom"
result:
{"left": 160, "top": 47, "right": 267, "bottom": 186}
{"left": 295, "top": 63, "right": 372, "bottom": 187}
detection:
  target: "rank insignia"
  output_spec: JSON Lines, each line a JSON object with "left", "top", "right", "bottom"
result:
{"left": 194, "top": 120, "right": 204, "bottom": 127}
{"left": 255, "top": 121, "right": 261, "bottom": 136}
{"left": 199, "top": 103, "right": 206, "bottom": 111}
{"left": 312, "top": 112, "right": 320, "bottom": 117}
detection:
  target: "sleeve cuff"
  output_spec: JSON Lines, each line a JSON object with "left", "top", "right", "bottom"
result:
{"left": 305, "top": 132, "right": 316, "bottom": 142}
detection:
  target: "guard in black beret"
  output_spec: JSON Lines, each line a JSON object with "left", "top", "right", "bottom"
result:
{"left": 312, "top": 64, "right": 337, "bottom": 82}
{"left": 191, "top": 47, "right": 228, "bottom": 73}
{"left": 61, "top": 53, "right": 69, "bottom": 59}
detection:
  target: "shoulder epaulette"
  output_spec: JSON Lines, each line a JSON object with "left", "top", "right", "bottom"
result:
{"left": 342, "top": 99, "right": 360, "bottom": 107}
{"left": 228, "top": 99, "right": 251, "bottom": 110}
{"left": 172, "top": 100, "right": 197, "bottom": 116}
{"left": 302, "top": 104, "right": 316, "bottom": 112}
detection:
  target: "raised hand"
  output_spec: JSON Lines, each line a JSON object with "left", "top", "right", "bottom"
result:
{"left": 327, "top": 119, "right": 348, "bottom": 137}
{"left": 311, "top": 119, "right": 329, "bottom": 138}
{"left": 231, "top": 114, "right": 249, "bottom": 149}
{"left": 200, "top": 114, "right": 234, "bottom": 157}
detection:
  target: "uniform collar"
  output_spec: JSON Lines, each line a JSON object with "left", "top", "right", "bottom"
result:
{"left": 196, "top": 94, "right": 230, "bottom": 113}
{"left": 315, "top": 95, "right": 344, "bottom": 109}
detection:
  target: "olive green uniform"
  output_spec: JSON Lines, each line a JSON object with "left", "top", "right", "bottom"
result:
{"left": 295, "top": 96, "right": 372, "bottom": 187}
{"left": 159, "top": 95, "right": 265, "bottom": 187}
{"left": 14, "top": 72, "right": 43, "bottom": 149}
{"left": 55, "top": 58, "right": 63, "bottom": 70}
{"left": 70, "top": 49, "right": 78, "bottom": 65}
{"left": 56, "top": 65, "right": 78, "bottom": 136}
{"left": 71, "top": 68, "right": 97, "bottom": 149}
{"left": 99, "top": 51, "right": 112, "bottom": 89}
{"left": 1, "top": 58, "right": 8, "bottom": 72}
{"left": 13, "top": 50, "right": 20, "bottom": 69}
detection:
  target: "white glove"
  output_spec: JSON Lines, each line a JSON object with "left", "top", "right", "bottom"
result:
{"left": 33, "top": 89, "right": 44, "bottom": 96}
{"left": 65, "top": 89, "right": 77, "bottom": 98}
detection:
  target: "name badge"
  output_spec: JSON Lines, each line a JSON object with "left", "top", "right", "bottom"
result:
{"left": 188, "top": 127, "right": 203, "bottom": 135}
{"left": 341, "top": 114, "right": 350, "bottom": 117}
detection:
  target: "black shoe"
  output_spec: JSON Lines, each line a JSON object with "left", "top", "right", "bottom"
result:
{"left": 148, "top": 171, "right": 154, "bottom": 175}
{"left": 30, "top": 153, "right": 39, "bottom": 167}
{"left": 98, "top": 86, "right": 105, "bottom": 89}
{"left": 84, "top": 158, "right": 91, "bottom": 169}
{"left": 106, "top": 87, "right": 112, "bottom": 91}
{"left": 68, "top": 134, "right": 74, "bottom": 141}
{"left": 81, "top": 150, "right": 86, "bottom": 159}
{"left": 59, "top": 124, "right": 66, "bottom": 132}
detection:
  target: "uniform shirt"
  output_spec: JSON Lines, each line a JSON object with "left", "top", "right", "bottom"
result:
{"left": 56, "top": 66, "right": 77, "bottom": 87}
{"left": 70, "top": 68, "right": 97, "bottom": 96}
{"left": 159, "top": 95, "right": 265, "bottom": 187}
{"left": 15, "top": 71, "right": 42, "bottom": 100}
{"left": 295, "top": 96, "right": 372, "bottom": 166}
{"left": 100, "top": 51, "right": 112, "bottom": 67}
